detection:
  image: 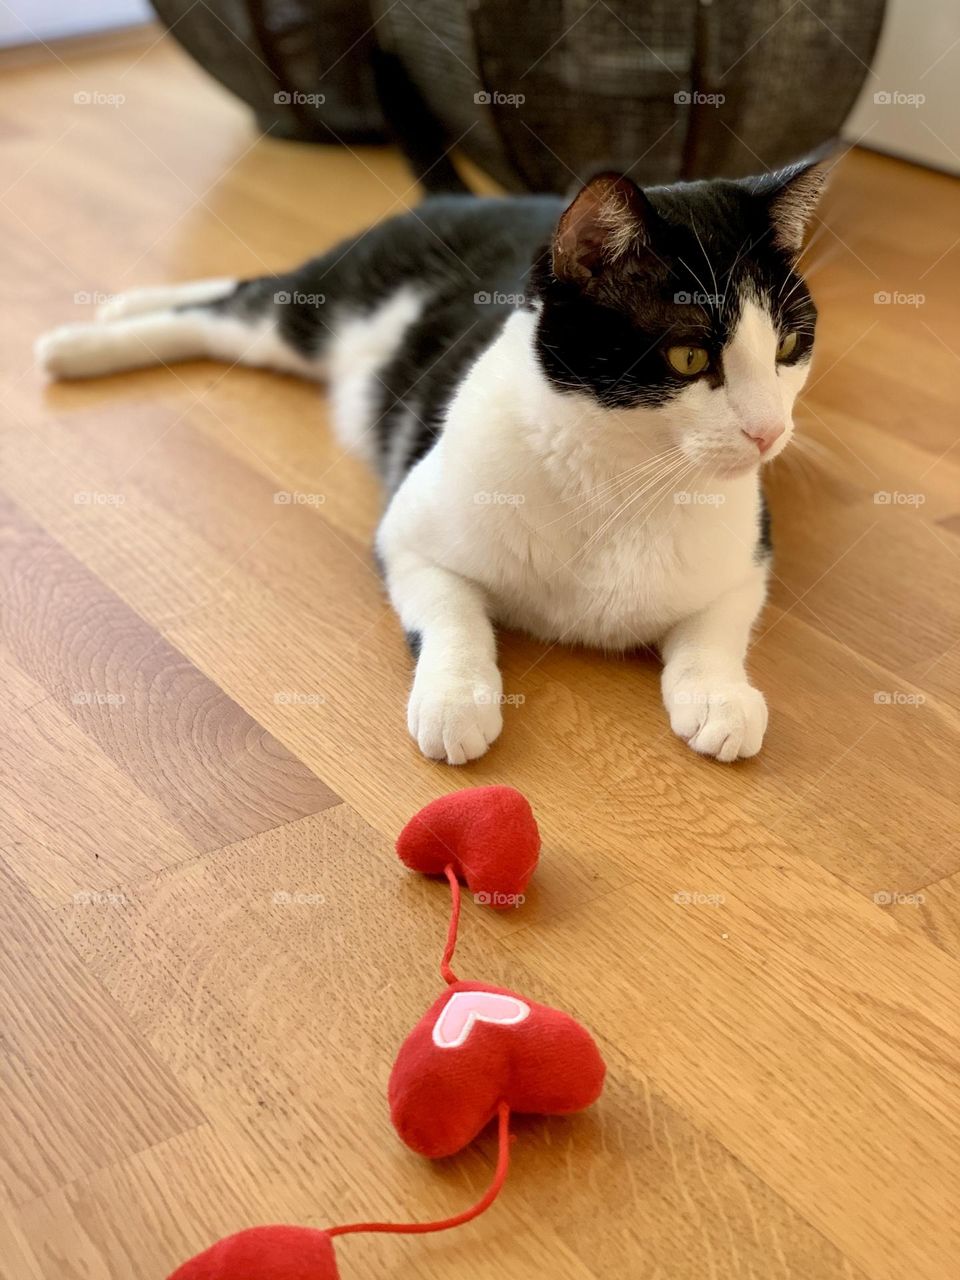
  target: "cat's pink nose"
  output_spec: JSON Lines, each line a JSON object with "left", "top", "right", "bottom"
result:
{"left": 741, "top": 421, "right": 785, "bottom": 454}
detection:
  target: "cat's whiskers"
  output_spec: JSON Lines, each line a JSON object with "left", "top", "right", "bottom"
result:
{"left": 563, "top": 451, "right": 696, "bottom": 564}
{"left": 691, "top": 218, "right": 721, "bottom": 306}
{"left": 619, "top": 455, "right": 704, "bottom": 538}
{"left": 534, "top": 447, "right": 686, "bottom": 529}
{"left": 677, "top": 255, "right": 714, "bottom": 312}
{"left": 562, "top": 453, "right": 691, "bottom": 541}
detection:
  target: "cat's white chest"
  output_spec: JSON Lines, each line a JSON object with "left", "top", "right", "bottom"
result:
{"left": 478, "top": 493, "right": 758, "bottom": 647}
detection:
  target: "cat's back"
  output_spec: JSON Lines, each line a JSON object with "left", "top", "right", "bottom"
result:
{"left": 317, "top": 194, "right": 563, "bottom": 306}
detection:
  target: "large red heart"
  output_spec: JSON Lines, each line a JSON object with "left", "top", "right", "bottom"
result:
{"left": 389, "top": 980, "right": 605, "bottom": 1158}
{"left": 396, "top": 786, "right": 540, "bottom": 909}
{"left": 167, "top": 1225, "right": 340, "bottom": 1280}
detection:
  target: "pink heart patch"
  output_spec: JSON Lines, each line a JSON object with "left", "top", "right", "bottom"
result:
{"left": 432, "top": 990, "right": 530, "bottom": 1048}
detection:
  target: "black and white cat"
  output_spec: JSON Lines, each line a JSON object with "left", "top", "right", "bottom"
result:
{"left": 37, "top": 162, "right": 825, "bottom": 765}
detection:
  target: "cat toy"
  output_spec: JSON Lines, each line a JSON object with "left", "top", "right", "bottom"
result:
{"left": 168, "top": 785, "right": 606, "bottom": 1279}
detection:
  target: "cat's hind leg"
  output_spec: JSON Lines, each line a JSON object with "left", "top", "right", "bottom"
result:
{"left": 96, "top": 279, "right": 237, "bottom": 321}
{"left": 36, "top": 277, "right": 324, "bottom": 381}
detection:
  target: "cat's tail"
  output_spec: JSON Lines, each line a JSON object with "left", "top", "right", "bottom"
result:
{"left": 35, "top": 274, "right": 327, "bottom": 382}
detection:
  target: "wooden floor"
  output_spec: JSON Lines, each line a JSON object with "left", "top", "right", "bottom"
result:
{"left": 1, "top": 29, "right": 959, "bottom": 1280}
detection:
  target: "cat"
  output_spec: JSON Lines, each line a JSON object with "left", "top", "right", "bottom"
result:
{"left": 36, "top": 161, "right": 825, "bottom": 765}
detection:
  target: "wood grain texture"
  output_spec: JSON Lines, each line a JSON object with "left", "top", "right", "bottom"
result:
{"left": 0, "top": 493, "right": 340, "bottom": 853}
{"left": 0, "top": 28, "right": 958, "bottom": 1280}
{"left": 0, "top": 647, "right": 200, "bottom": 905}
{"left": 886, "top": 870, "right": 960, "bottom": 958}
{"left": 0, "top": 867, "right": 202, "bottom": 1208}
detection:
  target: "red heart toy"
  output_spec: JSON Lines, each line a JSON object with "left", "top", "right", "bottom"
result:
{"left": 389, "top": 980, "right": 606, "bottom": 1158}
{"left": 396, "top": 785, "right": 540, "bottom": 909}
{"left": 168, "top": 1225, "right": 340, "bottom": 1280}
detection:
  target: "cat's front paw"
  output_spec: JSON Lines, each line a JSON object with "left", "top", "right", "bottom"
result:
{"left": 664, "top": 678, "right": 768, "bottom": 762}
{"left": 407, "top": 666, "right": 503, "bottom": 765}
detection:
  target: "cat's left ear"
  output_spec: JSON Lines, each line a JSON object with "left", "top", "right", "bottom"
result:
{"left": 754, "top": 159, "right": 830, "bottom": 253}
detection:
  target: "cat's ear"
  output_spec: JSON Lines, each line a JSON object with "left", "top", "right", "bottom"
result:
{"left": 553, "top": 173, "right": 656, "bottom": 285}
{"left": 755, "top": 159, "right": 830, "bottom": 253}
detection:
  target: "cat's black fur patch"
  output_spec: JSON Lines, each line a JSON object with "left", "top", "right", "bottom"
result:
{"left": 757, "top": 491, "right": 773, "bottom": 561}
{"left": 404, "top": 629, "right": 422, "bottom": 660}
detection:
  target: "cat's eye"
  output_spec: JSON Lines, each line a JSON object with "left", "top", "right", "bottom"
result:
{"left": 776, "top": 331, "right": 799, "bottom": 361}
{"left": 666, "top": 345, "right": 710, "bottom": 377}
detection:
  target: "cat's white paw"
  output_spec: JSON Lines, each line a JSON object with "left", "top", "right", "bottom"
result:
{"left": 407, "top": 665, "right": 503, "bottom": 765}
{"left": 664, "top": 678, "right": 768, "bottom": 762}
{"left": 35, "top": 323, "right": 114, "bottom": 379}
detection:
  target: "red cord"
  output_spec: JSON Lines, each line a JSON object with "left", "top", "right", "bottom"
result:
{"left": 327, "top": 1103, "right": 512, "bottom": 1239}
{"left": 439, "top": 863, "right": 461, "bottom": 985}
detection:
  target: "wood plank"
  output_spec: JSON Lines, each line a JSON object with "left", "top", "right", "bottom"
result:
{"left": 0, "top": 866, "right": 202, "bottom": 1206}
{"left": 0, "top": 493, "right": 341, "bottom": 852}
{"left": 0, "top": 649, "right": 199, "bottom": 906}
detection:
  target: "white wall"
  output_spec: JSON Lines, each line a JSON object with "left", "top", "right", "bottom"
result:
{"left": 0, "top": 1, "right": 152, "bottom": 47}
{"left": 844, "top": 0, "right": 960, "bottom": 174}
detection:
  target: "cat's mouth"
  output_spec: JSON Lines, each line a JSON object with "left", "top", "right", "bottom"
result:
{"left": 703, "top": 434, "right": 789, "bottom": 477}
{"left": 700, "top": 450, "right": 766, "bottom": 479}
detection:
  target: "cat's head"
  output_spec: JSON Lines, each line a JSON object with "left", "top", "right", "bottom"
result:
{"left": 532, "top": 161, "right": 827, "bottom": 475}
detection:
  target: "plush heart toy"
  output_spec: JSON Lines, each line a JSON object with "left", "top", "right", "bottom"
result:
{"left": 395, "top": 785, "right": 540, "bottom": 908}
{"left": 166, "top": 787, "right": 605, "bottom": 1280}
{"left": 390, "top": 980, "right": 606, "bottom": 1158}
{"left": 169, "top": 1226, "right": 340, "bottom": 1280}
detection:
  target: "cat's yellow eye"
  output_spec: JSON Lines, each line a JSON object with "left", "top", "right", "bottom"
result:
{"left": 777, "top": 331, "right": 799, "bottom": 361}
{"left": 666, "top": 345, "right": 710, "bottom": 377}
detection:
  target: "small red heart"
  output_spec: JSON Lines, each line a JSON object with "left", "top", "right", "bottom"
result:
{"left": 389, "top": 981, "right": 605, "bottom": 1158}
{"left": 396, "top": 787, "right": 540, "bottom": 909}
{"left": 167, "top": 1226, "right": 339, "bottom": 1280}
